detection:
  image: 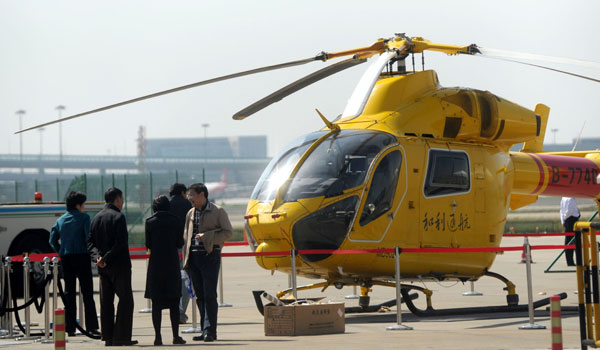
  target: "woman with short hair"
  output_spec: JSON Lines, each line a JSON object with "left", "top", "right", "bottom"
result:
{"left": 144, "top": 195, "right": 186, "bottom": 345}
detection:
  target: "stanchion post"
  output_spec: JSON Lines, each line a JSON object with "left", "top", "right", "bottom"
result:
{"left": 290, "top": 249, "right": 297, "bottom": 300}
{"left": 218, "top": 263, "right": 232, "bottom": 307}
{"left": 42, "top": 257, "right": 52, "bottom": 342}
{"left": 4, "top": 257, "right": 13, "bottom": 337}
{"left": 583, "top": 229, "right": 594, "bottom": 339}
{"left": 0, "top": 257, "right": 6, "bottom": 336}
{"left": 23, "top": 254, "right": 31, "bottom": 337}
{"left": 51, "top": 257, "right": 59, "bottom": 344}
{"left": 519, "top": 237, "right": 545, "bottom": 330}
{"left": 462, "top": 281, "right": 483, "bottom": 296}
{"left": 78, "top": 282, "right": 84, "bottom": 331}
{"left": 51, "top": 257, "right": 58, "bottom": 321}
{"left": 138, "top": 250, "right": 152, "bottom": 313}
{"left": 345, "top": 285, "right": 359, "bottom": 300}
{"left": 386, "top": 247, "right": 412, "bottom": 331}
{"left": 181, "top": 296, "right": 202, "bottom": 334}
{"left": 574, "top": 229, "right": 588, "bottom": 349}
{"left": 589, "top": 226, "right": 600, "bottom": 344}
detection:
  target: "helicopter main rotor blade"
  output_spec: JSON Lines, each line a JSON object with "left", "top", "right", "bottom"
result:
{"left": 232, "top": 57, "right": 367, "bottom": 120}
{"left": 470, "top": 47, "right": 600, "bottom": 83}
{"left": 15, "top": 56, "right": 325, "bottom": 134}
{"left": 477, "top": 47, "right": 600, "bottom": 70}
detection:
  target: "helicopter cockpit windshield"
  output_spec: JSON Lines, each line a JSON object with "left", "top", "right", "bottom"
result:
{"left": 283, "top": 130, "right": 396, "bottom": 202}
{"left": 251, "top": 130, "right": 397, "bottom": 204}
{"left": 251, "top": 131, "right": 327, "bottom": 202}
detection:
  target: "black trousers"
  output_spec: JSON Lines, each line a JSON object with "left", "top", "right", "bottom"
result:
{"left": 61, "top": 254, "right": 99, "bottom": 333}
{"left": 188, "top": 250, "right": 220, "bottom": 337}
{"left": 99, "top": 267, "right": 134, "bottom": 343}
{"left": 564, "top": 215, "right": 580, "bottom": 266}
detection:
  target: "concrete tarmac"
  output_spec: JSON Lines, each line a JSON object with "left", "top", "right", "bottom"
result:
{"left": 0, "top": 235, "right": 586, "bottom": 349}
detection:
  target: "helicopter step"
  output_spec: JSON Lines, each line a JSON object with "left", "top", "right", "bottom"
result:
{"left": 251, "top": 290, "right": 419, "bottom": 316}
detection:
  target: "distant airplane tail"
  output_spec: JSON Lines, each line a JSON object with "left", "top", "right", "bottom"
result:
{"left": 220, "top": 168, "right": 227, "bottom": 185}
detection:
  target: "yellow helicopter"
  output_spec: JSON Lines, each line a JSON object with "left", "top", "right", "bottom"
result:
{"left": 20, "top": 34, "right": 600, "bottom": 314}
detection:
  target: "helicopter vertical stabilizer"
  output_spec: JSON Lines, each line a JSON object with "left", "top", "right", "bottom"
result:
{"left": 521, "top": 104, "right": 550, "bottom": 153}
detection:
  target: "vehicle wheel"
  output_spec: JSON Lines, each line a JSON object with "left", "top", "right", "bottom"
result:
{"left": 7, "top": 232, "right": 54, "bottom": 299}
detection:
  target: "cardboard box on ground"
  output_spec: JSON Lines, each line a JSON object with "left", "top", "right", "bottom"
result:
{"left": 264, "top": 303, "right": 345, "bottom": 336}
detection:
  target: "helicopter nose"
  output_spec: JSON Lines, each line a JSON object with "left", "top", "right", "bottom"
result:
{"left": 292, "top": 195, "right": 358, "bottom": 262}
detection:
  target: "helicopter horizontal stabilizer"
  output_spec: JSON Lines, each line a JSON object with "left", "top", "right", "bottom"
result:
{"left": 510, "top": 194, "right": 538, "bottom": 211}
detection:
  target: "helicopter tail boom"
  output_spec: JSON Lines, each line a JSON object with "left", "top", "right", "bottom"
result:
{"left": 510, "top": 151, "right": 600, "bottom": 201}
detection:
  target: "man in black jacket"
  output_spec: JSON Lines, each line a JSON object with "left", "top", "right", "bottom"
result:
{"left": 169, "top": 183, "right": 193, "bottom": 324}
{"left": 88, "top": 187, "right": 137, "bottom": 346}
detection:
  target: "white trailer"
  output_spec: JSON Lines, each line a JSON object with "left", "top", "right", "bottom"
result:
{"left": 0, "top": 201, "right": 104, "bottom": 297}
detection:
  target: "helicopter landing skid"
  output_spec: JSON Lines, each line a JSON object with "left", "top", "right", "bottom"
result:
{"left": 400, "top": 289, "right": 567, "bottom": 317}
{"left": 251, "top": 289, "right": 419, "bottom": 315}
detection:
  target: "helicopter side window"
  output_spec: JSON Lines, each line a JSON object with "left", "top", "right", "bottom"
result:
{"left": 359, "top": 150, "right": 402, "bottom": 226}
{"left": 423, "top": 149, "right": 470, "bottom": 197}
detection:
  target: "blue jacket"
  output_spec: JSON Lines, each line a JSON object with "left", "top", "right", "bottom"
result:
{"left": 49, "top": 210, "right": 91, "bottom": 257}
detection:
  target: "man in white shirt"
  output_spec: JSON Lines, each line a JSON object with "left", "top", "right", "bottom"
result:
{"left": 560, "top": 197, "right": 580, "bottom": 266}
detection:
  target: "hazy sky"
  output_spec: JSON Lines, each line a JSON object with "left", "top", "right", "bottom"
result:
{"left": 1, "top": 1, "right": 599, "bottom": 157}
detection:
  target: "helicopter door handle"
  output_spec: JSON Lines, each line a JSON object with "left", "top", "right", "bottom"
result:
{"left": 451, "top": 200, "right": 457, "bottom": 211}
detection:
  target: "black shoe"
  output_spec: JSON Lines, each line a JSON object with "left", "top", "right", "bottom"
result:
{"left": 154, "top": 338, "right": 163, "bottom": 346}
{"left": 192, "top": 334, "right": 204, "bottom": 341}
{"left": 568, "top": 262, "right": 576, "bottom": 266}
{"left": 204, "top": 334, "right": 216, "bottom": 342}
{"left": 67, "top": 331, "right": 76, "bottom": 337}
{"left": 112, "top": 340, "right": 138, "bottom": 346}
{"left": 89, "top": 329, "right": 102, "bottom": 337}
{"left": 105, "top": 340, "right": 113, "bottom": 346}
{"left": 173, "top": 336, "right": 186, "bottom": 345}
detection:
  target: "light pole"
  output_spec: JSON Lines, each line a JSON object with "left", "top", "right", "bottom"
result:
{"left": 202, "top": 123, "right": 210, "bottom": 183}
{"left": 56, "top": 105, "right": 65, "bottom": 174}
{"left": 551, "top": 128, "right": 559, "bottom": 144}
{"left": 38, "top": 128, "right": 45, "bottom": 174}
{"left": 38, "top": 128, "right": 45, "bottom": 156}
{"left": 15, "top": 110, "right": 26, "bottom": 174}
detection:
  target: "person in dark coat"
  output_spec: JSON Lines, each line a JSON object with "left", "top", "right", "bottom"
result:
{"left": 145, "top": 195, "right": 186, "bottom": 346}
{"left": 88, "top": 187, "right": 137, "bottom": 347}
{"left": 169, "top": 182, "right": 193, "bottom": 324}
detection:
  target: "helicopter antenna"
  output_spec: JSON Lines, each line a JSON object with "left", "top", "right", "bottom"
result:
{"left": 315, "top": 109, "right": 340, "bottom": 131}
{"left": 571, "top": 121, "right": 586, "bottom": 152}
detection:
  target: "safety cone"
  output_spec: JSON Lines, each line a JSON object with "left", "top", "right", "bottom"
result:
{"left": 519, "top": 236, "right": 534, "bottom": 264}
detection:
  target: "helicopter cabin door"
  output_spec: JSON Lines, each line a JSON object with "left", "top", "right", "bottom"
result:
{"left": 348, "top": 146, "right": 405, "bottom": 242}
{"left": 420, "top": 145, "right": 474, "bottom": 248}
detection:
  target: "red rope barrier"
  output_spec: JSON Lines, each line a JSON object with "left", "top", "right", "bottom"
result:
{"left": 6, "top": 244, "right": 578, "bottom": 262}
{"left": 503, "top": 232, "right": 574, "bottom": 237}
